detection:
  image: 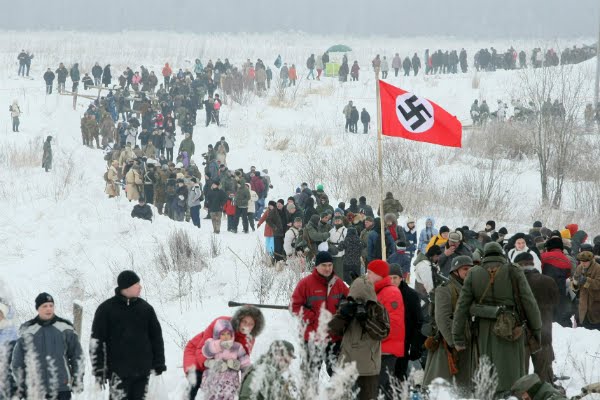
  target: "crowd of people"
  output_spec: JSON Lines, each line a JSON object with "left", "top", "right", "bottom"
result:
{"left": 3, "top": 213, "right": 598, "bottom": 399}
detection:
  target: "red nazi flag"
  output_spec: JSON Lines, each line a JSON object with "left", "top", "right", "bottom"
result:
{"left": 379, "top": 80, "right": 462, "bottom": 148}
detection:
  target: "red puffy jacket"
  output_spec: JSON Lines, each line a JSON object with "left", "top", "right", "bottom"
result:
{"left": 374, "top": 276, "right": 405, "bottom": 357}
{"left": 182, "top": 316, "right": 254, "bottom": 373}
{"left": 291, "top": 269, "right": 349, "bottom": 341}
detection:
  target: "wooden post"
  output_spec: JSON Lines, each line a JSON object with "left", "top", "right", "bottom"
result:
{"left": 376, "top": 76, "right": 387, "bottom": 261}
{"left": 73, "top": 301, "right": 83, "bottom": 337}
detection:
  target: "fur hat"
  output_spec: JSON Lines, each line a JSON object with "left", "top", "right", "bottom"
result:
{"left": 117, "top": 270, "right": 140, "bottom": 290}
{"left": 35, "top": 292, "right": 54, "bottom": 310}
{"left": 577, "top": 251, "right": 594, "bottom": 262}
{"left": 545, "top": 237, "right": 564, "bottom": 251}
{"left": 315, "top": 251, "right": 333, "bottom": 266}
{"left": 212, "top": 319, "right": 234, "bottom": 339}
{"left": 268, "top": 200, "right": 277, "bottom": 207}
{"left": 231, "top": 305, "right": 265, "bottom": 337}
{"left": 514, "top": 252, "right": 534, "bottom": 264}
{"left": 367, "top": 260, "right": 389, "bottom": 278}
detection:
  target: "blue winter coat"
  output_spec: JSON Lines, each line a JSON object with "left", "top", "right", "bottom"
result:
{"left": 404, "top": 227, "right": 418, "bottom": 254}
{"left": 11, "top": 316, "right": 84, "bottom": 395}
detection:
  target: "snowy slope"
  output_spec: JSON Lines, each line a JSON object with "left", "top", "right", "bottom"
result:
{"left": 0, "top": 31, "right": 599, "bottom": 399}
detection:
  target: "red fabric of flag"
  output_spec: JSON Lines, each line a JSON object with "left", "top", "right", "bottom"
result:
{"left": 379, "top": 80, "right": 462, "bottom": 148}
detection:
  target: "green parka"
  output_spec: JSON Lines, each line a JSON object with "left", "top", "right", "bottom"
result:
{"left": 452, "top": 256, "right": 542, "bottom": 394}
{"left": 423, "top": 274, "right": 473, "bottom": 390}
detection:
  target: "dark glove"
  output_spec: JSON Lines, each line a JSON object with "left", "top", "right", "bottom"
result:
{"left": 579, "top": 275, "right": 588, "bottom": 286}
{"left": 153, "top": 365, "right": 167, "bottom": 376}
{"left": 339, "top": 300, "right": 357, "bottom": 320}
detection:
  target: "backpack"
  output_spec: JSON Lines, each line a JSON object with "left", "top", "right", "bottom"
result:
{"left": 291, "top": 228, "right": 307, "bottom": 251}
{"left": 103, "top": 170, "right": 109, "bottom": 182}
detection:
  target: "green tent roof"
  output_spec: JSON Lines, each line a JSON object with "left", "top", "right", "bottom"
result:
{"left": 326, "top": 44, "right": 352, "bottom": 53}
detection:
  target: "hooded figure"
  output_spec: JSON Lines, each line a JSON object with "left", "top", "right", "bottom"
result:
{"left": 419, "top": 217, "right": 438, "bottom": 253}
{"left": 329, "top": 276, "right": 390, "bottom": 400}
{"left": 201, "top": 319, "right": 251, "bottom": 400}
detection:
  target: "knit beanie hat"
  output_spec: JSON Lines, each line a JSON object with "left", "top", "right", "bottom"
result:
{"left": 486, "top": 220, "right": 496, "bottom": 230}
{"left": 35, "top": 292, "right": 54, "bottom": 309}
{"left": 388, "top": 263, "right": 403, "bottom": 278}
{"left": 367, "top": 260, "right": 390, "bottom": 278}
{"left": 545, "top": 237, "right": 564, "bottom": 251}
{"left": 439, "top": 226, "right": 450, "bottom": 234}
{"left": 268, "top": 200, "right": 277, "bottom": 207}
{"left": 315, "top": 251, "right": 333, "bottom": 266}
{"left": 533, "top": 221, "right": 543, "bottom": 228}
{"left": 117, "top": 270, "right": 140, "bottom": 290}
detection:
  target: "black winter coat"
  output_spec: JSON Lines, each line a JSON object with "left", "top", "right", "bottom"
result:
{"left": 131, "top": 204, "right": 153, "bottom": 221}
{"left": 360, "top": 110, "right": 370, "bottom": 124}
{"left": 43, "top": 71, "right": 55, "bottom": 84}
{"left": 90, "top": 290, "right": 165, "bottom": 379}
{"left": 92, "top": 65, "right": 103, "bottom": 78}
{"left": 399, "top": 281, "right": 425, "bottom": 360}
{"left": 205, "top": 187, "right": 227, "bottom": 212}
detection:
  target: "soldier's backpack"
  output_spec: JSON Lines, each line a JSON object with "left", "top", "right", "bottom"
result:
{"left": 103, "top": 170, "right": 109, "bottom": 182}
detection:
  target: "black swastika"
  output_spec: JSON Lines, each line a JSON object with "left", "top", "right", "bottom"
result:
{"left": 398, "top": 95, "right": 432, "bottom": 131}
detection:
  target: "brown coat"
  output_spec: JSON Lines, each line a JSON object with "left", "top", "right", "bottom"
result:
{"left": 105, "top": 166, "right": 120, "bottom": 197}
{"left": 573, "top": 260, "right": 600, "bottom": 324}
{"left": 125, "top": 168, "right": 142, "bottom": 201}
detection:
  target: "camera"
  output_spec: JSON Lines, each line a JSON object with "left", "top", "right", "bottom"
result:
{"left": 354, "top": 301, "right": 368, "bottom": 322}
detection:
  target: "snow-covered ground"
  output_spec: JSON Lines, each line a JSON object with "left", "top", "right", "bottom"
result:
{"left": 1, "top": 31, "right": 600, "bottom": 399}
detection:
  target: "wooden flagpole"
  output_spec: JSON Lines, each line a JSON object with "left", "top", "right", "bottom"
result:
{"left": 376, "top": 77, "right": 387, "bottom": 261}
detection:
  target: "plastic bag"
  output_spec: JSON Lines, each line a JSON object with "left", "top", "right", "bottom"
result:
{"left": 146, "top": 375, "right": 169, "bottom": 400}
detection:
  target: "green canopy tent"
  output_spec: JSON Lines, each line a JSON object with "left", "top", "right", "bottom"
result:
{"left": 325, "top": 45, "right": 352, "bottom": 77}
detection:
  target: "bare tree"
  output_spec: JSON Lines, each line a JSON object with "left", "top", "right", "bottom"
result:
{"left": 516, "top": 62, "right": 590, "bottom": 207}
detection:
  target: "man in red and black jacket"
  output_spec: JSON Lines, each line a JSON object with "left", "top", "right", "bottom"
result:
{"left": 367, "top": 259, "right": 405, "bottom": 400}
{"left": 541, "top": 236, "right": 573, "bottom": 327}
{"left": 291, "top": 251, "right": 349, "bottom": 375}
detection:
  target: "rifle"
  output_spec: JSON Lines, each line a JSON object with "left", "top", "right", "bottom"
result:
{"left": 227, "top": 301, "right": 288, "bottom": 310}
{"left": 511, "top": 267, "right": 542, "bottom": 354}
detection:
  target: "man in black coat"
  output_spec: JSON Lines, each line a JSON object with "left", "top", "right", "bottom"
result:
{"left": 360, "top": 108, "right": 370, "bottom": 134}
{"left": 92, "top": 63, "right": 103, "bottom": 86}
{"left": 43, "top": 68, "right": 55, "bottom": 94}
{"left": 389, "top": 264, "right": 424, "bottom": 380}
{"left": 205, "top": 180, "right": 227, "bottom": 233}
{"left": 131, "top": 197, "right": 153, "bottom": 222}
{"left": 90, "top": 271, "right": 166, "bottom": 400}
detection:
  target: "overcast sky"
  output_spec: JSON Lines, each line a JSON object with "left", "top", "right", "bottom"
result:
{"left": 3, "top": 0, "right": 599, "bottom": 39}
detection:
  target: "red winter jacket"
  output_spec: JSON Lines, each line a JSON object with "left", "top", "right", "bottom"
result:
{"left": 183, "top": 316, "right": 255, "bottom": 373}
{"left": 291, "top": 269, "right": 349, "bottom": 341}
{"left": 250, "top": 175, "right": 265, "bottom": 195}
{"left": 374, "top": 276, "right": 405, "bottom": 357}
{"left": 257, "top": 210, "right": 273, "bottom": 237}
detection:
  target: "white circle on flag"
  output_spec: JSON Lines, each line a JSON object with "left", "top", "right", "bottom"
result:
{"left": 395, "top": 93, "right": 435, "bottom": 133}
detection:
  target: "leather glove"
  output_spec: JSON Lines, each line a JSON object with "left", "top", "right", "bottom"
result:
{"left": 153, "top": 365, "right": 167, "bottom": 375}
{"left": 226, "top": 359, "right": 241, "bottom": 371}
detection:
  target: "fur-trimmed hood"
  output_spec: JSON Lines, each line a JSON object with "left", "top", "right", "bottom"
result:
{"left": 231, "top": 305, "right": 265, "bottom": 338}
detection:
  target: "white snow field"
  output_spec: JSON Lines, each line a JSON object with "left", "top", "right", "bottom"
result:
{"left": 1, "top": 31, "right": 600, "bottom": 399}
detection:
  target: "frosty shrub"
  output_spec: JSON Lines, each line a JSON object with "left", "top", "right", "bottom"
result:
{"left": 52, "top": 151, "right": 84, "bottom": 202}
{"left": 0, "top": 345, "right": 11, "bottom": 400}
{"left": 263, "top": 128, "right": 291, "bottom": 152}
{"left": 272, "top": 256, "right": 306, "bottom": 304}
{"left": 471, "top": 355, "right": 498, "bottom": 400}
{"left": 153, "top": 228, "right": 211, "bottom": 309}
{"left": 443, "top": 157, "right": 514, "bottom": 222}
{"left": 292, "top": 310, "right": 358, "bottom": 400}
{"left": 0, "top": 136, "right": 42, "bottom": 169}
{"left": 242, "top": 243, "right": 278, "bottom": 304}
{"left": 463, "top": 121, "right": 533, "bottom": 161}
{"left": 209, "top": 233, "right": 223, "bottom": 258}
